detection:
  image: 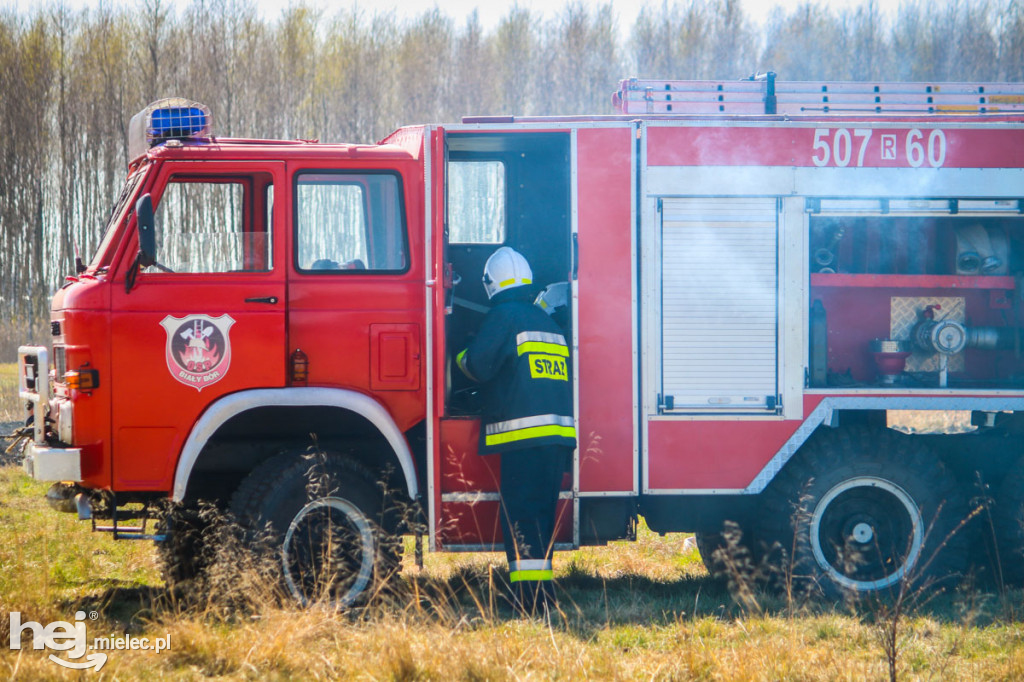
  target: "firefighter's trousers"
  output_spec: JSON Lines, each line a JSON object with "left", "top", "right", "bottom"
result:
{"left": 498, "top": 445, "right": 570, "bottom": 606}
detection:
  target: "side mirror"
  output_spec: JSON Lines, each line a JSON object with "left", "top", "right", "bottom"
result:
{"left": 136, "top": 194, "right": 156, "bottom": 267}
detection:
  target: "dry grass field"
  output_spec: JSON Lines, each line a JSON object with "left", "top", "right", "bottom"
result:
{"left": 1, "top": 458, "right": 1023, "bottom": 681}
{"left": 2, "top": 360, "right": 1024, "bottom": 680}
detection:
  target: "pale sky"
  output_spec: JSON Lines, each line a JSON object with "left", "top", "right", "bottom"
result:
{"left": 2, "top": 0, "right": 896, "bottom": 30}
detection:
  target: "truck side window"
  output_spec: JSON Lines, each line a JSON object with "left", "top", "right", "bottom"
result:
{"left": 153, "top": 174, "right": 271, "bottom": 273}
{"left": 447, "top": 160, "right": 506, "bottom": 244}
{"left": 295, "top": 172, "right": 407, "bottom": 273}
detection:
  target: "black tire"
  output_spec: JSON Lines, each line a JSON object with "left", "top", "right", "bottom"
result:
{"left": 694, "top": 530, "right": 727, "bottom": 575}
{"left": 156, "top": 505, "right": 218, "bottom": 588}
{"left": 992, "top": 455, "right": 1024, "bottom": 586}
{"left": 229, "top": 451, "right": 401, "bottom": 607}
{"left": 756, "top": 427, "right": 970, "bottom": 599}
{"left": 694, "top": 518, "right": 761, "bottom": 578}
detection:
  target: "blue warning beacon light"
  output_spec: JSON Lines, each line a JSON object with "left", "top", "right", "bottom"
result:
{"left": 128, "top": 98, "right": 211, "bottom": 160}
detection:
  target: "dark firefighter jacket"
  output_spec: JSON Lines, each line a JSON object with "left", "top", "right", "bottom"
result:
{"left": 456, "top": 288, "right": 577, "bottom": 455}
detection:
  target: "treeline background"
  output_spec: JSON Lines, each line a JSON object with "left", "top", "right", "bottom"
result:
{"left": 1, "top": 0, "right": 1023, "bottom": 358}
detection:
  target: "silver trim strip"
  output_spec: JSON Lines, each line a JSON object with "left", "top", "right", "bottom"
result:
{"left": 630, "top": 121, "right": 640, "bottom": 497}
{"left": 643, "top": 488, "right": 747, "bottom": 496}
{"left": 646, "top": 166, "right": 1024, "bottom": 200}
{"left": 571, "top": 126, "right": 581, "bottom": 547}
{"left": 172, "top": 387, "right": 418, "bottom": 501}
{"left": 444, "top": 121, "right": 637, "bottom": 133}
{"left": 643, "top": 118, "right": 1024, "bottom": 131}
{"left": 424, "top": 126, "right": 437, "bottom": 551}
{"left": 441, "top": 491, "right": 574, "bottom": 503}
{"left": 441, "top": 543, "right": 575, "bottom": 553}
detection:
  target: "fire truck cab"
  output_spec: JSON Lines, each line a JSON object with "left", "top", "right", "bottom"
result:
{"left": 18, "top": 77, "right": 1024, "bottom": 603}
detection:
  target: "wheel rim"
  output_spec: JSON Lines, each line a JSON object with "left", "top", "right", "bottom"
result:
{"left": 809, "top": 477, "right": 923, "bottom": 592}
{"left": 281, "top": 497, "right": 376, "bottom": 607}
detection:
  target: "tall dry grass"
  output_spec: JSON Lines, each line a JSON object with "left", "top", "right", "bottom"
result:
{"left": 0, "top": 364, "right": 21, "bottom": 424}
{"left": 1, "top": 463, "right": 1023, "bottom": 679}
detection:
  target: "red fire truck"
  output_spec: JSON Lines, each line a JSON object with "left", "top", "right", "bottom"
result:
{"left": 16, "top": 74, "right": 1024, "bottom": 603}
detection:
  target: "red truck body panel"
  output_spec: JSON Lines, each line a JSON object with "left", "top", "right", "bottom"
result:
{"left": 576, "top": 127, "right": 637, "bottom": 495}
{"left": 646, "top": 124, "right": 1024, "bottom": 168}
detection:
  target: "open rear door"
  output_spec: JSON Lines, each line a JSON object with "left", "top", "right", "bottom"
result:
{"left": 427, "top": 123, "right": 641, "bottom": 550}
{"left": 431, "top": 127, "right": 581, "bottom": 550}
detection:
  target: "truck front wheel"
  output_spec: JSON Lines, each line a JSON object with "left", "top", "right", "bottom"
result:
{"left": 157, "top": 505, "right": 217, "bottom": 589}
{"left": 229, "top": 451, "right": 400, "bottom": 607}
{"left": 757, "top": 428, "right": 970, "bottom": 599}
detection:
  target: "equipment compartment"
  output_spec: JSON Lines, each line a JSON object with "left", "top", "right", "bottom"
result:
{"left": 808, "top": 210, "right": 1024, "bottom": 388}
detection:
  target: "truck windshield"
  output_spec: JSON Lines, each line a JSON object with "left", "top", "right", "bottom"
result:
{"left": 88, "top": 166, "right": 148, "bottom": 271}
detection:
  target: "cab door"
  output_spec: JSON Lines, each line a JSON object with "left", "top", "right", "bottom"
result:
{"left": 285, "top": 166, "right": 419, "bottom": 399}
{"left": 109, "top": 160, "right": 286, "bottom": 491}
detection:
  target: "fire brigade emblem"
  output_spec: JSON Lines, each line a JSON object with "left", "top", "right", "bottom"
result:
{"left": 160, "top": 314, "right": 235, "bottom": 391}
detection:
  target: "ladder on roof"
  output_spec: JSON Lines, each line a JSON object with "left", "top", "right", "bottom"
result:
{"left": 613, "top": 72, "right": 1024, "bottom": 116}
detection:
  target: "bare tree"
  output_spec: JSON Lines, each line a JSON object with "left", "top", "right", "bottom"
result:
{"left": 541, "top": 2, "right": 621, "bottom": 114}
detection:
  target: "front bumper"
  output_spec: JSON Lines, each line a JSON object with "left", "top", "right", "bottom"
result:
{"left": 22, "top": 441, "right": 82, "bottom": 482}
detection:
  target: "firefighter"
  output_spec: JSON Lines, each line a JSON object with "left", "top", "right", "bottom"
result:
{"left": 455, "top": 246, "right": 576, "bottom": 615}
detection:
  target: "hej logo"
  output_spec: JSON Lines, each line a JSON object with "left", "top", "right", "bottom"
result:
{"left": 8, "top": 610, "right": 172, "bottom": 672}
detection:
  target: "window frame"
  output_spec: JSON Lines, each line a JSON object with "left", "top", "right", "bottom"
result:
{"left": 146, "top": 173, "right": 279, "bottom": 275}
{"left": 292, "top": 169, "right": 410, "bottom": 275}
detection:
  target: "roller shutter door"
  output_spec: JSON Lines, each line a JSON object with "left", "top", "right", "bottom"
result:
{"left": 660, "top": 197, "right": 779, "bottom": 410}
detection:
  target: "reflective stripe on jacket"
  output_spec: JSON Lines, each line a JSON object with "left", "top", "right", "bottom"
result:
{"left": 457, "top": 291, "right": 576, "bottom": 455}
{"left": 485, "top": 414, "right": 576, "bottom": 448}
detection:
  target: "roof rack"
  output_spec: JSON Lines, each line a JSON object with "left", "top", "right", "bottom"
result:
{"left": 613, "top": 72, "right": 1024, "bottom": 116}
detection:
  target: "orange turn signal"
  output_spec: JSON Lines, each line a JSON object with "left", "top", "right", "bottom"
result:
{"left": 290, "top": 349, "right": 309, "bottom": 384}
{"left": 65, "top": 368, "right": 100, "bottom": 390}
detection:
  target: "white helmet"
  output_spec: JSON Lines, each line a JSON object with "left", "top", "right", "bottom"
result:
{"left": 535, "top": 281, "right": 569, "bottom": 315}
{"left": 482, "top": 246, "right": 532, "bottom": 299}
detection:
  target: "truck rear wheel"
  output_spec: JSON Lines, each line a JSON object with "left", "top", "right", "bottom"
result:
{"left": 229, "top": 451, "right": 401, "bottom": 607}
{"left": 757, "top": 427, "right": 969, "bottom": 599}
{"left": 992, "top": 455, "right": 1024, "bottom": 586}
